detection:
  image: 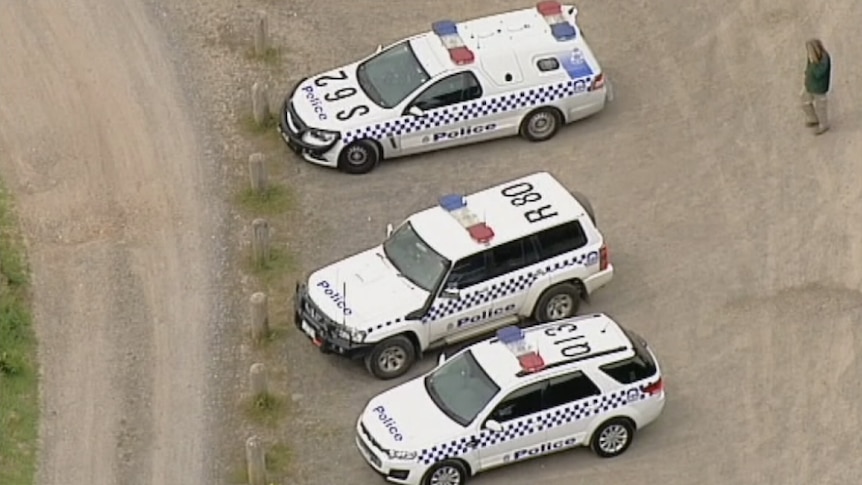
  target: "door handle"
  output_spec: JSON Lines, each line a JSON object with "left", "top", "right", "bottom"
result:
{"left": 534, "top": 269, "right": 546, "bottom": 277}
{"left": 466, "top": 437, "right": 480, "bottom": 448}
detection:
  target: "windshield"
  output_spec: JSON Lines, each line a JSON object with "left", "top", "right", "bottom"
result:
{"left": 357, "top": 41, "right": 430, "bottom": 108}
{"left": 424, "top": 350, "right": 500, "bottom": 427}
{"left": 382, "top": 222, "right": 449, "bottom": 292}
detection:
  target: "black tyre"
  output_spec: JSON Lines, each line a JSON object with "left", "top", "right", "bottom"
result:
{"left": 533, "top": 283, "right": 581, "bottom": 322}
{"left": 519, "top": 107, "right": 562, "bottom": 142}
{"left": 364, "top": 335, "right": 416, "bottom": 380}
{"left": 571, "top": 190, "right": 596, "bottom": 226}
{"left": 421, "top": 459, "right": 468, "bottom": 485}
{"left": 338, "top": 140, "right": 379, "bottom": 174}
{"left": 590, "top": 418, "right": 635, "bottom": 458}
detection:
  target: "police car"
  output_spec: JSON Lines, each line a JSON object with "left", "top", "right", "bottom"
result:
{"left": 293, "top": 171, "right": 614, "bottom": 379}
{"left": 277, "top": 1, "right": 611, "bottom": 174}
{"left": 355, "top": 314, "right": 666, "bottom": 485}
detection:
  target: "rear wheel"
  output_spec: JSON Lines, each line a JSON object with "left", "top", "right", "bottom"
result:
{"left": 534, "top": 283, "right": 581, "bottom": 322}
{"left": 591, "top": 418, "right": 635, "bottom": 458}
{"left": 421, "top": 459, "right": 468, "bottom": 485}
{"left": 338, "top": 140, "right": 379, "bottom": 174}
{"left": 520, "top": 107, "right": 562, "bottom": 142}
{"left": 364, "top": 335, "right": 416, "bottom": 380}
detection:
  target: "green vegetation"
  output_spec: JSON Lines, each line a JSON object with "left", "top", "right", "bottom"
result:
{"left": 0, "top": 183, "right": 39, "bottom": 485}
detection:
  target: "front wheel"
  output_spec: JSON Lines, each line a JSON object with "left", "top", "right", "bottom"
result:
{"left": 520, "top": 107, "right": 562, "bottom": 142}
{"left": 421, "top": 459, "right": 468, "bottom": 485}
{"left": 338, "top": 140, "right": 379, "bottom": 174}
{"left": 591, "top": 418, "right": 635, "bottom": 458}
{"left": 533, "top": 283, "right": 581, "bottom": 322}
{"left": 364, "top": 335, "right": 416, "bottom": 380}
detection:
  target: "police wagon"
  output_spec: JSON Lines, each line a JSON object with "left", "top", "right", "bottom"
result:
{"left": 293, "top": 171, "right": 614, "bottom": 379}
{"left": 355, "top": 314, "right": 666, "bottom": 485}
{"left": 277, "top": 1, "right": 611, "bottom": 174}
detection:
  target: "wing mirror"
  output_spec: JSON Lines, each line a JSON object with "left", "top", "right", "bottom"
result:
{"left": 437, "top": 352, "right": 447, "bottom": 366}
{"left": 386, "top": 223, "right": 393, "bottom": 237}
{"left": 484, "top": 420, "right": 503, "bottom": 433}
{"left": 407, "top": 106, "right": 426, "bottom": 118}
{"left": 376, "top": 44, "right": 383, "bottom": 54}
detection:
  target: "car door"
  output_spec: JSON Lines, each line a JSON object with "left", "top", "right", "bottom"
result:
{"left": 485, "top": 237, "right": 542, "bottom": 321}
{"left": 540, "top": 370, "right": 603, "bottom": 448}
{"left": 397, "top": 71, "right": 489, "bottom": 156}
{"left": 423, "top": 251, "right": 494, "bottom": 343}
{"left": 475, "top": 380, "right": 548, "bottom": 470}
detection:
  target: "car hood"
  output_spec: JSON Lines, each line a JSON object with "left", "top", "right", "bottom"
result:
{"left": 290, "top": 63, "right": 388, "bottom": 131}
{"left": 360, "top": 377, "right": 462, "bottom": 451}
{"left": 306, "top": 247, "right": 429, "bottom": 330}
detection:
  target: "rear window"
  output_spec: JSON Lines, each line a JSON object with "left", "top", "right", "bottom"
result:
{"left": 533, "top": 221, "right": 588, "bottom": 260}
{"left": 599, "top": 328, "right": 658, "bottom": 384}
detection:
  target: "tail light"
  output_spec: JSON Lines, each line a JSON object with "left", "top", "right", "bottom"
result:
{"left": 591, "top": 73, "right": 605, "bottom": 91}
{"left": 599, "top": 244, "right": 609, "bottom": 271}
{"left": 643, "top": 378, "right": 664, "bottom": 396}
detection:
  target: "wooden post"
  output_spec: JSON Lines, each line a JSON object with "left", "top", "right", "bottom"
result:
{"left": 249, "top": 292, "right": 270, "bottom": 342}
{"left": 245, "top": 435, "right": 266, "bottom": 485}
{"left": 251, "top": 82, "right": 269, "bottom": 126}
{"left": 253, "top": 11, "right": 269, "bottom": 57}
{"left": 248, "top": 153, "right": 268, "bottom": 193}
{"left": 251, "top": 219, "right": 270, "bottom": 267}
{"left": 249, "top": 363, "right": 268, "bottom": 398}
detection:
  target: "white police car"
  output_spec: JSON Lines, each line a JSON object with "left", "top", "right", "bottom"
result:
{"left": 277, "top": 1, "right": 611, "bottom": 174}
{"left": 293, "top": 171, "right": 614, "bottom": 379}
{"left": 355, "top": 314, "right": 666, "bottom": 485}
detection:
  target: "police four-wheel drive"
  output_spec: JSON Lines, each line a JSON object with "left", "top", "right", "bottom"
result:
{"left": 277, "top": 1, "right": 612, "bottom": 174}
{"left": 293, "top": 171, "right": 614, "bottom": 379}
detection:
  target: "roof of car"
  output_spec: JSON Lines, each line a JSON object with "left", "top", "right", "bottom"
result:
{"left": 408, "top": 171, "right": 588, "bottom": 262}
{"left": 469, "top": 314, "right": 635, "bottom": 389}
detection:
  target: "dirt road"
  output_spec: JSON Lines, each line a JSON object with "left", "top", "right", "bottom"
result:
{"left": 0, "top": 2, "right": 224, "bottom": 484}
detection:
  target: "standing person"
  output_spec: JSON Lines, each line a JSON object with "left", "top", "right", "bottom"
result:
{"left": 801, "top": 38, "right": 831, "bottom": 135}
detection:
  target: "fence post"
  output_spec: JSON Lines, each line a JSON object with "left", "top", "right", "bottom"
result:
{"left": 253, "top": 11, "right": 269, "bottom": 56}
{"left": 249, "top": 363, "right": 268, "bottom": 399}
{"left": 245, "top": 435, "right": 266, "bottom": 485}
{"left": 249, "top": 292, "right": 270, "bottom": 342}
{"left": 251, "top": 82, "right": 269, "bottom": 126}
{"left": 251, "top": 219, "right": 271, "bottom": 267}
{"left": 248, "top": 153, "right": 268, "bottom": 193}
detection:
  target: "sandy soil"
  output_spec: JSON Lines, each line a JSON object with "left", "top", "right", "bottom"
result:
{"left": 1, "top": 0, "right": 860, "bottom": 485}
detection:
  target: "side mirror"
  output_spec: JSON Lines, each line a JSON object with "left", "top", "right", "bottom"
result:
{"left": 440, "top": 288, "right": 460, "bottom": 300}
{"left": 376, "top": 44, "right": 383, "bottom": 54}
{"left": 407, "top": 106, "right": 426, "bottom": 118}
{"left": 437, "top": 352, "right": 447, "bottom": 366}
{"left": 484, "top": 420, "right": 503, "bottom": 433}
{"left": 386, "top": 223, "right": 393, "bottom": 237}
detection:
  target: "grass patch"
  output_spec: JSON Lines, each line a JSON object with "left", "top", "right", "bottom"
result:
{"left": 244, "top": 392, "right": 286, "bottom": 427}
{"left": 265, "top": 442, "right": 293, "bottom": 476}
{"left": 236, "top": 185, "right": 294, "bottom": 216}
{"left": 245, "top": 46, "right": 282, "bottom": 66}
{"left": 0, "top": 183, "right": 38, "bottom": 485}
{"left": 249, "top": 247, "right": 296, "bottom": 287}
{"left": 239, "top": 114, "right": 278, "bottom": 135}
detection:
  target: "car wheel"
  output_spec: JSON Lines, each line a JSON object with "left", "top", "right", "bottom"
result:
{"left": 534, "top": 283, "right": 581, "bottom": 322}
{"left": 364, "top": 335, "right": 416, "bottom": 380}
{"left": 571, "top": 190, "right": 596, "bottom": 226}
{"left": 422, "top": 459, "right": 468, "bottom": 485}
{"left": 338, "top": 140, "right": 379, "bottom": 174}
{"left": 591, "top": 418, "right": 635, "bottom": 458}
{"left": 520, "top": 107, "right": 562, "bottom": 142}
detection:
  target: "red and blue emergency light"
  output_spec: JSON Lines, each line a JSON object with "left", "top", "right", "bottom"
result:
{"left": 438, "top": 194, "right": 494, "bottom": 244}
{"left": 497, "top": 326, "right": 546, "bottom": 373}
{"left": 431, "top": 20, "right": 475, "bottom": 65}
{"left": 536, "top": 1, "right": 577, "bottom": 41}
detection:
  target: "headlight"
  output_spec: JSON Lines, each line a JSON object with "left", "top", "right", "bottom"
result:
{"left": 387, "top": 449, "right": 417, "bottom": 460}
{"left": 302, "top": 129, "right": 340, "bottom": 147}
{"left": 335, "top": 327, "right": 367, "bottom": 343}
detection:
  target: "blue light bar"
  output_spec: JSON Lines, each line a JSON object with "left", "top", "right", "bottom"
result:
{"left": 432, "top": 20, "right": 458, "bottom": 37}
{"left": 551, "top": 23, "right": 577, "bottom": 41}
{"left": 439, "top": 194, "right": 466, "bottom": 212}
{"left": 497, "top": 326, "right": 524, "bottom": 344}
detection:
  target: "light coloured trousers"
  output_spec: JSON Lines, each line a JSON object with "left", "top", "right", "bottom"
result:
{"left": 800, "top": 90, "right": 829, "bottom": 129}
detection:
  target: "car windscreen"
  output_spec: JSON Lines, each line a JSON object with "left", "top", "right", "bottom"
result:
{"left": 424, "top": 350, "right": 500, "bottom": 426}
{"left": 382, "top": 222, "right": 449, "bottom": 292}
{"left": 356, "top": 41, "right": 430, "bottom": 108}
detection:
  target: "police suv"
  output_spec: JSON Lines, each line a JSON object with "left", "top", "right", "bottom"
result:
{"left": 277, "top": 1, "right": 611, "bottom": 174}
{"left": 293, "top": 171, "right": 614, "bottom": 379}
{"left": 355, "top": 314, "right": 666, "bottom": 485}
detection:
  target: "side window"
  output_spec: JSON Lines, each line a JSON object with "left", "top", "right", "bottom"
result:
{"left": 534, "top": 221, "right": 588, "bottom": 261}
{"left": 444, "top": 252, "right": 490, "bottom": 289}
{"left": 411, "top": 72, "right": 483, "bottom": 111}
{"left": 543, "top": 371, "right": 602, "bottom": 409}
{"left": 489, "top": 381, "right": 546, "bottom": 423}
{"left": 488, "top": 239, "right": 539, "bottom": 279}
{"left": 537, "top": 57, "right": 560, "bottom": 72}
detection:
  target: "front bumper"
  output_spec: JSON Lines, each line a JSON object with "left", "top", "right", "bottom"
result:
{"left": 355, "top": 417, "right": 424, "bottom": 485}
{"left": 277, "top": 97, "right": 340, "bottom": 168}
{"left": 293, "top": 282, "right": 372, "bottom": 359}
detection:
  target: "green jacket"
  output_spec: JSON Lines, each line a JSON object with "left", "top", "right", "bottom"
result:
{"left": 805, "top": 54, "right": 831, "bottom": 94}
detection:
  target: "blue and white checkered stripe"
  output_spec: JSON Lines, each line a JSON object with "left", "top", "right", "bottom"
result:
{"left": 342, "top": 78, "right": 591, "bottom": 144}
{"left": 421, "top": 251, "right": 596, "bottom": 324}
{"left": 416, "top": 386, "right": 646, "bottom": 465}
